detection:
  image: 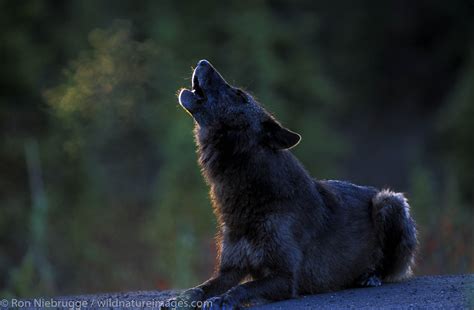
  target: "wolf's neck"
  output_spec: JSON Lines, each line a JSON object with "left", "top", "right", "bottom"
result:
{"left": 195, "top": 128, "right": 320, "bottom": 224}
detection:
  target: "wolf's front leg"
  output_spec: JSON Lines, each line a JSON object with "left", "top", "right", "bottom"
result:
{"left": 168, "top": 268, "right": 245, "bottom": 310}
{"left": 203, "top": 274, "right": 294, "bottom": 310}
{"left": 195, "top": 268, "right": 246, "bottom": 299}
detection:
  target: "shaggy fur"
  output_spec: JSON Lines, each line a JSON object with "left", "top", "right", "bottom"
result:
{"left": 175, "top": 60, "right": 418, "bottom": 309}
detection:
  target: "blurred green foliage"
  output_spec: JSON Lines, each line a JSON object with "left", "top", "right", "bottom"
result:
{"left": 0, "top": 0, "right": 473, "bottom": 297}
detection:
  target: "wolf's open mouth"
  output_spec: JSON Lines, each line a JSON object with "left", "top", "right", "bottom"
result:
{"left": 192, "top": 73, "right": 205, "bottom": 99}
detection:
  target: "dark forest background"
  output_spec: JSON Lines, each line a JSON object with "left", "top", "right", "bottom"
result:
{"left": 1, "top": 0, "right": 473, "bottom": 297}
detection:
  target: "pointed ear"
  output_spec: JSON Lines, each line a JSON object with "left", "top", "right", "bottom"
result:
{"left": 262, "top": 119, "right": 301, "bottom": 150}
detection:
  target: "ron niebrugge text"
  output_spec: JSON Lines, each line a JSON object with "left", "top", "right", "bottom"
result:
{"left": 4, "top": 298, "right": 172, "bottom": 308}
{"left": 3, "top": 298, "right": 210, "bottom": 308}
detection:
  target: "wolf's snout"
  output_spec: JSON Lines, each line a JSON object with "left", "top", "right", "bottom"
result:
{"left": 193, "top": 60, "right": 213, "bottom": 87}
{"left": 192, "top": 73, "right": 205, "bottom": 99}
{"left": 179, "top": 60, "right": 233, "bottom": 119}
{"left": 193, "top": 59, "right": 228, "bottom": 91}
{"left": 192, "top": 60, "right": 211, "bottom": 97}
{"left": 197, "top": 59, "right": 211, "bottom": 68}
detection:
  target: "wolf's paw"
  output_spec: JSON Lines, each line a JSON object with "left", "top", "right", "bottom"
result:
{"left": 183, "top": 287, "right": 205, "bottom": 302}
{"left": 161, "top": 288, "right": 205, "bottom": 310}
{"left": 202, "top": 294, "right": 239, "bottom": 310}
{"left": 357, "top": 274, "right": 382, "bottom": 287}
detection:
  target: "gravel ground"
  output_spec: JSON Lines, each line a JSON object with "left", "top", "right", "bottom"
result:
{"left": 3, "top": 274, "right": 472, "bottom": 309}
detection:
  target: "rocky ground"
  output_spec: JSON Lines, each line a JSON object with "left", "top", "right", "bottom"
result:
{"left": 4, "top": 274, "right": 472, "bottom": 309}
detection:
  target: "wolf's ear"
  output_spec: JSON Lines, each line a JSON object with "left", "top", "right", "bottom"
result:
{"left": 262, "top": 119, "right": 301, "bottom": 150}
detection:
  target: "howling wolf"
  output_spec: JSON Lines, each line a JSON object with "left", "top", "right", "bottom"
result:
{"left": 174, "top": 60, "right": 417, "bottom": 309}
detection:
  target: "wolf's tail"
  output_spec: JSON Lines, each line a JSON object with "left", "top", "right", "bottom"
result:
{"left": 372, "top": 190, "right": 418, "bottom": 282}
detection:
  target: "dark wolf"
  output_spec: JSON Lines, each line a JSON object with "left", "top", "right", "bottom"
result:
{"left": 174, "top": 60, "right": 417, "bottom": 309}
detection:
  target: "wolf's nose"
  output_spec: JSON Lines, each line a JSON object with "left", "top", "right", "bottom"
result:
{"left": 197, "top": 59, "right": 211, "bottom": 67}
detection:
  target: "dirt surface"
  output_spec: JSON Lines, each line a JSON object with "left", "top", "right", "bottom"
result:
{"left": 254, "top": 275, "right": 473, "bottom": 309}
{"left": 4, "top": 275, "right": 472, "bottom": 309}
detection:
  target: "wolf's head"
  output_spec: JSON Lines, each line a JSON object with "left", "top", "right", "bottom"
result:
{"left": 179, "top": 60, "right": 301, "bottom": 151}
